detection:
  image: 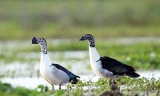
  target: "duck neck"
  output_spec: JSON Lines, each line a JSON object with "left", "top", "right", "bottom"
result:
{"left": 41, "top": 52, "right": 51, "bottom": 63}
{"left": 88, "top": 39, "right": 95, "bottom": 47}
{"left": 40, "top": 45, "right": 47, "bottom": 54}
{"left": 89, "top": 46, "right": 100, "bottom": 62}
{"left": 40, "top": 45, "right": 52, "bottom": 66}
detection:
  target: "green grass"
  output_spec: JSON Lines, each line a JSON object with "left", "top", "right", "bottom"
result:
{"left": 0, "top": 76, "right": 160, "bottom": 96}
{"left": 0, "top": 0, "right": 160, "bottom": 40}
{"left": 0, "top": 81, "right": 50, "bottom": 96}
{"left": 0, "top": 22, "right": 160, "bottom": 40}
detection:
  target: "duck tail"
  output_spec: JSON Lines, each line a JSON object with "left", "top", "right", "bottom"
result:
{"left": 126, "top": 71, "right": 140, "bottom": 78}
{"left": 70, "top": 76, "right": 80, "bottom": 84}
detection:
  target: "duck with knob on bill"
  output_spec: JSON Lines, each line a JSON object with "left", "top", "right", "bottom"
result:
{"left": 79, "top": 34, "right": 140, "bottom": 81}
{"left": 32, "top": 37, "right": 80, "bottom": 90}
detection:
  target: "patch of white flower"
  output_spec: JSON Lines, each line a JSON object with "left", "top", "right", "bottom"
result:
{"left": 126, "top": 57, "right": 131, "bottom": 61}
{"left": 150, "top": 52, "right": 156, "bottom": 58}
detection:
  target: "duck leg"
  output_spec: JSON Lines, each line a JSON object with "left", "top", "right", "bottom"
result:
{"left": 59, "top": 85, "right": 61, "bottom": 90}
{"left": 44, "top": 86, "right": 49, "bottom": 92}
{"left": 109, "top": 79, "right": 117, "bottom": 86}
{"left": 109, "top": 79, "right": 120, "bottom": 92}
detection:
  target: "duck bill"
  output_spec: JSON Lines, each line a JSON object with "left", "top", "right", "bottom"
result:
{"left": 32, "top": 37, "right": 38, "bottom": 44}
{"left": 79, "top": 36, "right": 85, "bottom": 41}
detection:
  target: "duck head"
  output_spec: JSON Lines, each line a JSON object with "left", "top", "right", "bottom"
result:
{"left": 32, "top": 37, "right": 47, "bottom": 46}
{"left": 79, "top": 34, "right": 94, "bottom": 41}
{"left": 32, "top": 37, "right": 47, "bottom": 54}
{"left": 79, "top": 34, "right": 95, "bottom": 47}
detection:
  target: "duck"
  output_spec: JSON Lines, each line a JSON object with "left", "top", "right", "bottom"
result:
{"left": 79, "top": 34, "right": 140, "bottom": 80}
{"left": 32, "top": 37, "right": 80, "bottom": 89}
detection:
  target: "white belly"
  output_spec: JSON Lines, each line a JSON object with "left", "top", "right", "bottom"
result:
{"left": 89, "top": 47, "right": 117, "bottom": 79}
{"left": 40, "top": 64, "right": 69, "bottom": 85}
{"left": 90, "top": 60, "right": 114, "bottom": 79}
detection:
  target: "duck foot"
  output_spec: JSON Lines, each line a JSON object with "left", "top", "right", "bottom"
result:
{"left": 44, "top": 86, "right": 49, "bottom": 92}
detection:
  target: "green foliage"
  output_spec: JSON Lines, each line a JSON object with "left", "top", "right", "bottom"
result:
{"left": 53, "top": 90, "right": 65, "bottom": 96}
{"left": 0, "top": 81, "right": 50, "bottom": 96}
{"left": 61, "top": 76, "right": 160, "bottom": 96}
{"left": 37, "top": 85, "right": 44, "bottom": 92}
{"left": 0, "top": 76, "right": 160, "bottom": 96}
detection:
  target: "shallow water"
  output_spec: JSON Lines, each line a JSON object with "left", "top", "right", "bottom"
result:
{"left": 0, "top": 51, "right": 91, "bottom": 77}
{"left": 1, "top": 71, "right": 160, "bottom": 89}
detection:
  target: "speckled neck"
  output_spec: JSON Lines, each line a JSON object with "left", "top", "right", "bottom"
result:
{"left": 89, "top": 40, "right": 95, "bottom": 47}
{"left": 40, "top": 44, "right": 47, "bottom": 54}
{"left": 88, "top": 37, "right": 95, "bottom": 47}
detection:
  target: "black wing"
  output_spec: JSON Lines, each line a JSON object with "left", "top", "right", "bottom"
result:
{"left": 51, "top": 63, "right": 80, "bottom": 79}
{"left": 100, "top": 56, "right": 139, "bottom": 77}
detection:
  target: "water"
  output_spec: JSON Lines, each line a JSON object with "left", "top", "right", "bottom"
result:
{"left": 1, "top": 71, "right": 160, "bottom": 89}
{"left": 0, "top": 51, "right": 91, "bottom": 77}
{"left": 1, "top": 75, "right": 96, "bottom": 89}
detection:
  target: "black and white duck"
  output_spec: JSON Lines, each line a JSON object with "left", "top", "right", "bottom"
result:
{"left": 79, "top": 34, "right": 140, "bottom": 80}
{"left": 32, "top": 37, "right": 80, "bottom": 89}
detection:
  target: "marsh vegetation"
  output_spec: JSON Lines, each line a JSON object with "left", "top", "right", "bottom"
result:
{"left": 0, "top": 0, "right": 160, "bottom": 96}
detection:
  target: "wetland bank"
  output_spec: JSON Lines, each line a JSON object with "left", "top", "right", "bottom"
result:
{"left": 0, "top": 0, "right": 160, "bottom": 95}
{"left": 0, "top": 38, "right": 160, "bottom": 96}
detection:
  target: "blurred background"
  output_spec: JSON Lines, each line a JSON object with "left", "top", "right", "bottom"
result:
{"left": 0, "top": 0, "right": 160, "bottom": 39}
{"left": 0, "top": 0, "right": 160, "bottom": 89}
